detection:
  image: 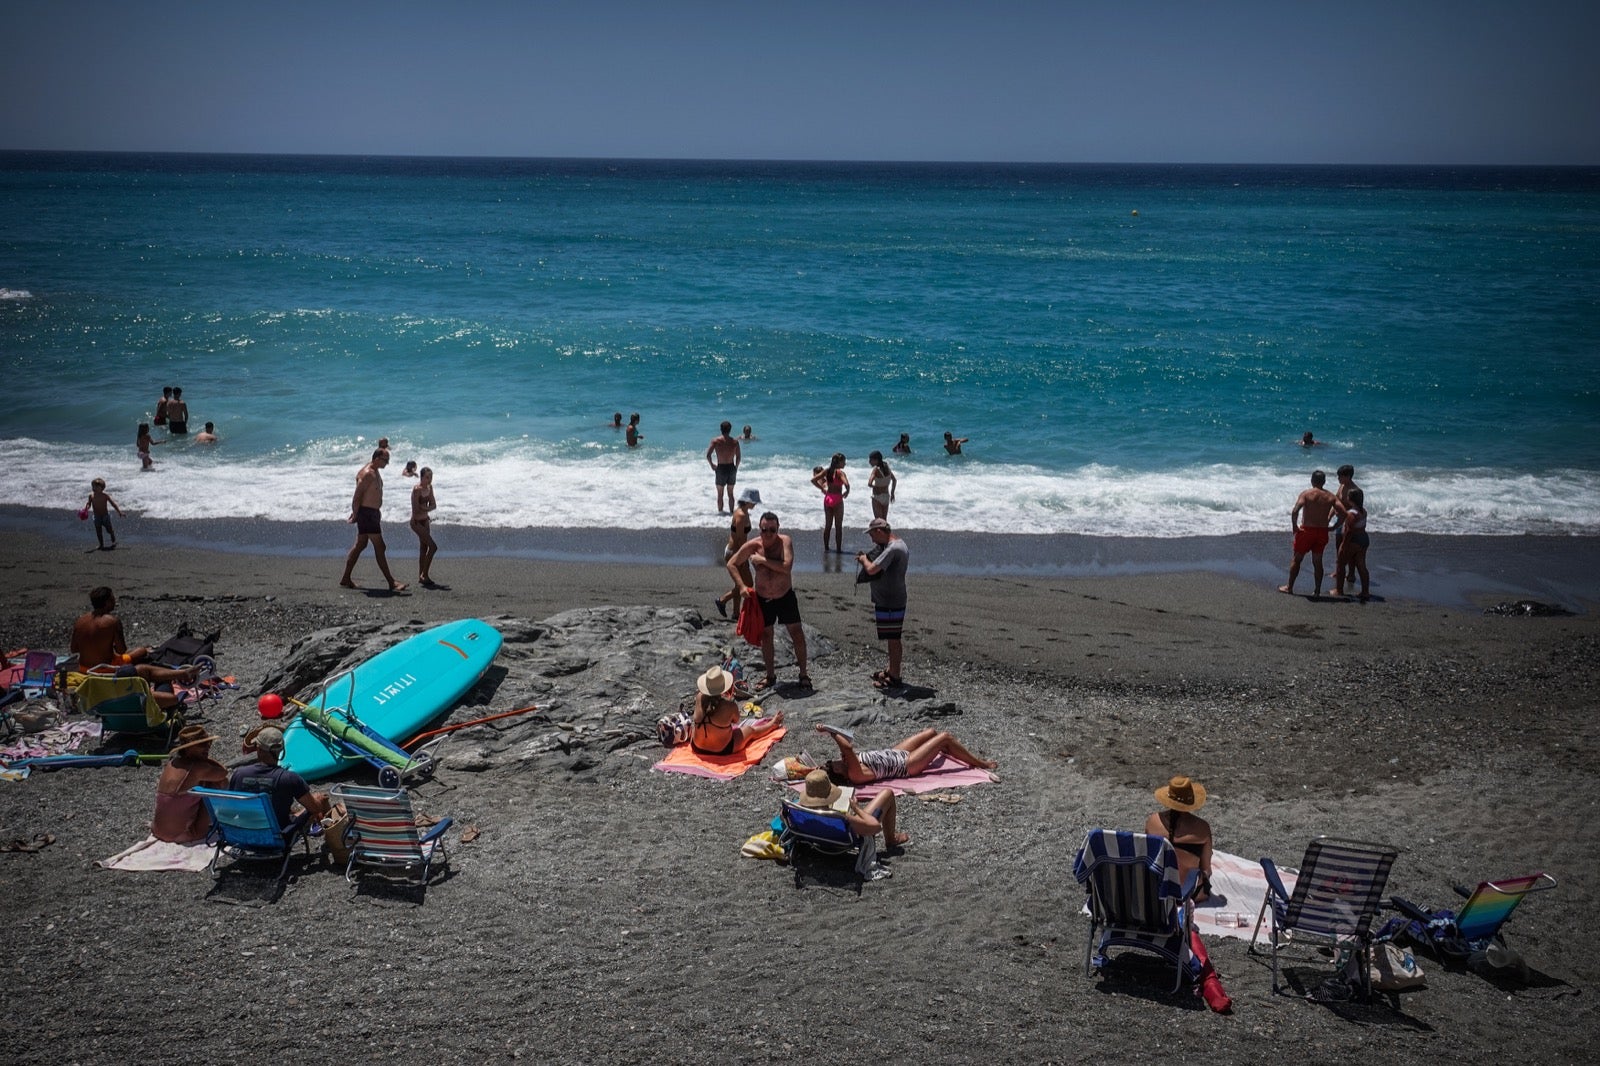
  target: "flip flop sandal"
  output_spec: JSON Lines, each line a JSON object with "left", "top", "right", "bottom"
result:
{"left": 870, "top": 669, "right": 892, "bottom": 684}
{"left": 872, "top": 675, "right": 903, "bottom": 690}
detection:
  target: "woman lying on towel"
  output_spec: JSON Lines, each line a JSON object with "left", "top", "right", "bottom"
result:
{"left": 690, "top": 666, "right": 784, "bottom": 757}
{"left": 798, "top": 724, "right": 997, "bottom": 785}
{"left": 1145, "top": 775, "right": 1215, "bottom": 903}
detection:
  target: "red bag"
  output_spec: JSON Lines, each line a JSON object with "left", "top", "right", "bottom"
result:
{"left": 736, "top": 594, "right": 765, "bottom": 647}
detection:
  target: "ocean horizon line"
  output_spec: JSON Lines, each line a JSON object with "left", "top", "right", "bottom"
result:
{"left": 4, "top": 149, "right": 1598, "bottom": 178}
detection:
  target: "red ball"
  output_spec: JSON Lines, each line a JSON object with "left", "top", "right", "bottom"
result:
{"left": 257, "top": 693, "right": 285, "bottom": 719}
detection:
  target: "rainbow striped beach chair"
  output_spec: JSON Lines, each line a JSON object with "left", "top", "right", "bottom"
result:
{"left": 328, "top": 784, "right": 453, "bottom": 887}
{"left": 1073, "top": 829, "right": 1200, "bottom": 991}
{"left": 1389, "top": 872, "right": 1557, "bottom": 963}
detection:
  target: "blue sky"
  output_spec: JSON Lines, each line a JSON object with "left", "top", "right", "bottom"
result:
{"left": 5, "top": 0, "right": 1597, "bottom": 164}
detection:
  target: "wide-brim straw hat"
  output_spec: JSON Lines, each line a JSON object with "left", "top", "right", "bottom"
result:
{"left": 170, "top": 725, "right": 218, "bottom": 754}
{"left": 1154, "top": 775, "right": 1207, "bottom": 812}
{"left": 797, "top": 768, "right": 842, "bottom": 809}
{"left": 696, "top": 666, "right": 735, "bottom": 698}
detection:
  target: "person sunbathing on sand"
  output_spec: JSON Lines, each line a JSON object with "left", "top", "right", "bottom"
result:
{"left": 798, "top": 724, "right": 997, "bottom": 785}
{"left": 789, "top": 768, "right": 910, "bottom": 852}
{"left": 689, "top": 666, "right": 783, "bottom": 757}
{"left": 1145, "top": 775, "right": 1215, "bottom": 903}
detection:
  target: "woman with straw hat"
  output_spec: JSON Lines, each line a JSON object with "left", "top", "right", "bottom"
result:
{"left": 689, "top": 665, "right": 784, "bottom": 757}
{"left": 150, "top": 726, "right": 228, "bottom": 843}
{"left": 790, "top": 768, "right": 909, "bottom": 852}
{"left": 1145, "top": 775, "right": 1216, "bottom": 902}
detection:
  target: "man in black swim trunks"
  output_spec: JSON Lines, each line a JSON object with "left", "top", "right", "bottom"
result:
{"left": 339, "top": 449, "right": 407, "bottom": 592}
{"left": 725, "top": 511, "right": 810, "bottom": 689}
{"left": 166, "top": 386, "right": 189, "bottom": 434}
{"left": 706, "top": 420, "right": 742, "bottom": 514}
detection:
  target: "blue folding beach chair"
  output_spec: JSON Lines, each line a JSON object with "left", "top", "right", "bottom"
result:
{"left": 779, "top": 800, "right": 886, "bottom": 882}
{"left": 1073, "top": 829, "right": 1200, "bottom": 991}
{"left": 191, "top": 787, "right": 313, "bottom": 885}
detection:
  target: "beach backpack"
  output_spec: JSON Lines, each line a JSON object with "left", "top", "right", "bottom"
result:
{"left": 151, "top": 623, "right": 220, "bottom": 669}
{"left": 656, "top": 707, "right": 693, "bottom": 747}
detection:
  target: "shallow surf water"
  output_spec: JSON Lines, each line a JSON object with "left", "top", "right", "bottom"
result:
{"left": 3, "top": 154, "right": 1598, "bottom": 538}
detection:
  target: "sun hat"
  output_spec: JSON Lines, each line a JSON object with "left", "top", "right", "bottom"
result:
{"left": 737, "top": 488, "right": 762, "bottom": 505}
{"left": 170, "top": 725, "right": 217, "bottom": 754}
{"left": 696, "top": 666, "right": 736, "bottom": 698}
{"left": 797, "top": 768, "right": 842, "bottom": 809}
{"left": 253, "top": 726, "right": 286, "bottom": 754}
{"left": 864, "top": 517, "right": 891, "bottom": 532}
{"left": 1154, "top": 775, "right": 1207, "bottom": 812}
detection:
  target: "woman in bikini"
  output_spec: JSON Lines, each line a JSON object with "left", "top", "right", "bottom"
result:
{"left": 810, "top": 452, "right": 849, "bottom": 553}
{"left": 689, "top": 666, "right": 783, "bottom": 757}
{"left": 715, "top": 489, "right": 759, "bottom": 620}
{"left": 1145, "top": 775, "right": 1215, "bottom": 902}
{"left": 866, "top": 450, "right": 897, "bottom": 521}
{"left": 410, "top": 466, "right": 438, "bottom": 586}
{"left": 136, "top": 423, "right": 163, "bottom": 470}
{"left": 791, "top": 723, "right": 998, "bottom": 785}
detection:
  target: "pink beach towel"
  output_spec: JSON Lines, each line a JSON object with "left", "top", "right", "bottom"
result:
{"left": 653, "top": 725, "right": 787, "bottom": 781}
{"left": 790, "top": 753, "right": 998, "bottom": 801}
{"left": 96, "top": 834, "right": 215, "bottom": 873}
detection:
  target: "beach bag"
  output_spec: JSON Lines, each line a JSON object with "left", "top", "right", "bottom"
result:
{"left": 1370, "top": 942, "right": 1426, "bottom": 991}
{"left": 151, "top": 623, "right": 220, "bottom": 669}
{"left": 736, "top": 595, "right": 765, "bottom": 647}
{"left": 656, "top": 708, "right": 693, "bottom": 747}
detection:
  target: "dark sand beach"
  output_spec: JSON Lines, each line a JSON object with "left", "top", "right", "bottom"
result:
{"left": 2, "top": 525, "right": 1597, "bottom": 1064}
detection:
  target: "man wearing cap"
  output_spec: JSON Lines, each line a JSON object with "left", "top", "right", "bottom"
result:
{"left": 150, "top": 725, "right": 230, "bottom": 843}
{"left": 228, "top": 726, "right": 329, "bottom": 829}
{"left": 789, "top": 768, "right": 909, "bottom": 853}
{"left": 714, "top": 488, "right": 761, "bottom": 620}
{"left": 855, "top": 517, "right": 909, "bottom": 689}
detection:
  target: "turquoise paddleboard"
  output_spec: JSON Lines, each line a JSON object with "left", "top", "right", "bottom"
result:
{"left": 280, "top": 618, "right": 502, "bottom": 782}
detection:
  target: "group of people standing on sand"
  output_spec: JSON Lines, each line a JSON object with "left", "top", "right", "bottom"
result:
{"left": 339, "top": 437, "right": 436, "bottom": 593}
{"left": 1281, "top": 464, "right": 1371, "bottom": 601}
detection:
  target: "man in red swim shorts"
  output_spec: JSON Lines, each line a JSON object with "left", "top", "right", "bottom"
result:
{"left": 1279, "top": 470, "right": 1348, "bottom": 598}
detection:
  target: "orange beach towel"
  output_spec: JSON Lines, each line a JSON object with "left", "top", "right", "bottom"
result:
{"left": 653, "top": 726, "right": 786, "bottom": 781}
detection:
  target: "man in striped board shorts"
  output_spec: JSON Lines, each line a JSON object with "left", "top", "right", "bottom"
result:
{"left": 855, "top": 517, "right": 909, "bottom": 689}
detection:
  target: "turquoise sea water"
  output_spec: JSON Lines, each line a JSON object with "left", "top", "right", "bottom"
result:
{"left": 2, "top": 153, "right": 1597, "bottom": 538}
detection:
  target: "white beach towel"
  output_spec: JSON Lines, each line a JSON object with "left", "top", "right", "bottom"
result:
{"left": 1191, "top": 849, "right": 1297, "bottom": 941}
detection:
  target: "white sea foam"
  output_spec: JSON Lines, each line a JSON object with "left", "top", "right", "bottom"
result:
{"left": 0, "top": 288, "right": 33, "bottom": 300}
{"left": 2, "top": 436, "right": 1596, "bottom": 538}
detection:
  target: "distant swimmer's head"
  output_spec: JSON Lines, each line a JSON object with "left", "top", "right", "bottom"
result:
{"left": 1337, "top": 464, "right": 1354, "bottom": 480}
{"left": 162, "top": 386, "right": 173, "bottom": 398}
{"left": 741, "top": 425, "right": 753, "bottom": 438}
{"left": 372, "top": 449, "right": 389, "bottom": 465}
{"left": 612, "top": 412, "right": 623, "bottom": 426}
{"left": 1311, "top": 470, "right": 1326, "bottom": 487}
{"left": 869, "top": 450, "right": 884, "bottom": 467}
{"left": 138, "top": 423, "right": 150, "bottom": 435}
{"left": 898, "top": 434, "right": 910, "bottom": 444}
{"left": 420, "top": 466, "right": 433, "bottom": 483}
{"left": 172, "top": 386, "right": 182, "bottom": 399}
{"left": 1301, "top": 431, "right": 1316, "bottom": 446}
{"left": 203, "top": 422, "right": 214, "bottom": 433}
{"left": 720, "top": 420, "right": 732, "bottom": 435}
{"left": 402, "top": 460, "right": 418, "bottom": 476}
{"left": 629, "top": 412, "right": 640, "bottom": 425}
{"left": 830, "top": 452, "right": 846, "bottom": 470}
{"left": 944, "top": 431, "right": 954, "bottom": 441}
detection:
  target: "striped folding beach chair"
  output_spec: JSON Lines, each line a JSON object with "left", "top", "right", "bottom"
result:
{"left": 328, "top": 784, "right": 453, "bottom": 887}
{"left": 1073, "top": 829, "right": 1200, "bottom": 991}
{"left": 1250, "top": 836, "right": 1398, "bottom": 998}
